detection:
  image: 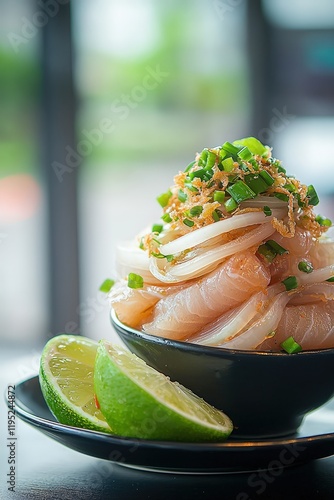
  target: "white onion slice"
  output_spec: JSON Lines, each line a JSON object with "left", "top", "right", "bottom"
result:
{"left": 191, "top": 276, "right": 334, "bottom": 348}
{"left": 160, "top": 209, "right": 286, "bottom": 255}
{"left": 149, "top": 223, "right": 276, "bottom": 283}
{"left": 220, "top": 292, "right": 290, "bottom": 350}
{"left": 191, "top": 283, "right": 284, "bottom": 346}
{"left": 115, "top": 243, "right": 161, "bottom": 284}
{"left": 298, "top": 265, "right": 334, "bottom": 285}
{"left": 209, "top": 274, "right": 334, "bottom": 350}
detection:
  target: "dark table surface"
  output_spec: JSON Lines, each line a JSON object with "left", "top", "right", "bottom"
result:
{"left": 1, "top": 348, "right": 334, "bottom": 500}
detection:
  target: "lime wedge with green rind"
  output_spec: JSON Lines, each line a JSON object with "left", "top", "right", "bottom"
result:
{"left": 94, "top": 340, "right": 233, "bottom": 442}
{"left": 39, "top": 334, "right": 112, "bottom": 433}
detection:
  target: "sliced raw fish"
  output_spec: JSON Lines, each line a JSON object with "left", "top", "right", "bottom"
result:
{"left": 142, "top": 251, "right": 270, "bottom": 340}
{"left": 258, "top": 300, "right": 334, "bottom": 351}
{"left": 109, "top": 281, "right": 185, "bottom": 328}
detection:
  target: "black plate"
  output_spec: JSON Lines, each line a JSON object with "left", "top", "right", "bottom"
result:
{"left": 8, "top": 376, "right": 334, "bottom": 474}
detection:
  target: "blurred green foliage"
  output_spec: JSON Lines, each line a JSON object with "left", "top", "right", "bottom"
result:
{"left": 0, "top": 49, "right": 40, "bottom": 178}
{"left": 0, "top": 2, "right": 247, "bottom": 178}
{"left": 76, "top": 5, "right": 247, "bottom": 170}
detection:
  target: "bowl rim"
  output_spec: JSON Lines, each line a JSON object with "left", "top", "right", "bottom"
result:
{"left": 110, "top": 309, "right": 334, "bottom": 359}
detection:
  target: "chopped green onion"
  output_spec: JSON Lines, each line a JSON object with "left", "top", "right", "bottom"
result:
{"left": 178, "top": 189, "right": 187, "bottom": 203}
{"left": 213, "top": 191, "right": 226, "bottom": 203}
{"left": 219, "top": 149, "right": 227, "bottom": 162}
{"left": 237, "top": 147, "right": 253, "bottom": 161}
{"left": 184, "top": 181, "right": 199, "bottom": 193}
{"left": 274, "top": 192, "right": 289, "bottom": 202}
{"left": 227, "top": 180, "right": 256, "bottom": 204}
{"left": 183, "top": 218, "right": 194, "bottom": 227}
{"left": 277, "top": 165, "right": 286, "bottom": 174}
{"left": 99, "top": 278, "right": 115, "bottom": 293}
{"left": 232, "top": 137, "right": 266, "bottom": 156}
{"left": 228, "top": 174, "right": 238, "bottom": 184}
{"left": 212, "top": 210, "right": 221, "bottom": 222}
{"left": 139, "top": 237, "right": 145, "bottom": 250}
{"left": 266, "top": 240, "right": 288, "bottom": 255}
{"left": 258, "top": 244, "right": 276, "bottom": 263}
{"left": 224, "top": 197, "right": 238, "bottom": 213}
{"left": 203, "top": 168, "right": 214, "bottom": 181}
{"left": 151, "top": 251, "right": 165, "bottom": 259}
{"left": 259, "top": 170, "right": 275, "bottom": 186}
{"left": 258, "top": 240, "right": 287, "bottom": 262}
{"left": 315, "top": 215, "right": 332, "bottom": 227}
{"left": 189, "top": 205, "right": 203, "bottom": 217}
{"left": 157, "top": 190, "right": 172, "bottom": 208}
{"left": 161, "top": 213, "right": 172, "bottom": 223}
{"left": 239, "top": 162, "right": 250, "bottom": 172}
{"left": 221, "top": 141, "right": 241, "bottom": 158}
{"left": 295, "top": 193, "right": 305, "bottom": 208}
{"left": 284, "top": 183, "right": 296, "bottom": 193}
{"left": 152, "top": 223, "right": 163, "bottom": 233}
{"left": 199, "top": 149, "right": 208, "bottom": 166}
{"left": 298, "top": 261, "right": 313, "bottom": 274}
{"left": 307, "top": 185, "right": 319, "bottom": 206}
{"left": 189, "top": 168, "right": 206, "bottom": 181}
{"left": 151, "top": 252, "right": 174, "bottom": 262}
{"left": 244, "top": 174, "right": 268, "bottom": 195}
{"left": 206, "top": 151, "right": 217, "bottom": 169}
{"left": 249, "top": 158, "right": 259, "bottom": 171}
{"left": 281, "top": 336, "right": 302, "bottom": 354}
{"left": 263, "top": 206, "right": 272, "bottom": 216}
{"left": 184, "top": 160, "right": 195, "bottom": 172}
{"left": 221, "top": 157, "right": 234, "bottom": 172}
{"left": 127, "top": 273, "right": 144, "bottom": 289}
{"left": 327, "top": 277, "right": 334, "bottom": 282}
{"left": 282, "top": 276, "right": 298, "bottom": 291}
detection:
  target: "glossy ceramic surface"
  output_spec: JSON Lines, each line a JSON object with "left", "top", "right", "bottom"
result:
{"left": 9, "top": 376, "right": 334, "bottom": 474}
{"left": 111, "top": 310, "right": 334, "bottom": 439}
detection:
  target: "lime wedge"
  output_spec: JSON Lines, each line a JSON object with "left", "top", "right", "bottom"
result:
{"left": 39, "top": 334, "right": 112, "bottom": 433}
{"left": 94, "top": 340, "right": 233, "bottom": 442}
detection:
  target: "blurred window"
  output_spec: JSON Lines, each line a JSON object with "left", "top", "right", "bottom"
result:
{"left": 261, "top": 0, "right": 334, "bottom": 222}
{"left": 72, "top": 0, "right": 250, "bottom": 340}
{"left": 0, "top": 0, "right": 48, "bottom": 346}
{"left": 263, "top": 0, "right": 334, "bottom": 29}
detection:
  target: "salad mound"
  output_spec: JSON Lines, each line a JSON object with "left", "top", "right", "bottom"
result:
{"left": 108, "top": 137, "right": 334, "bottom": 352}
{"left": 146, "top": 137, "right": 324, "bottom": 247}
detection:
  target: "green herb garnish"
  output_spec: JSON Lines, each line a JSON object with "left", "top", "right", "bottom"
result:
{"left": 282, "top": 276, "right": 298, "bottom": 291}
{"left": 315, "top": 215, "right": 332, "bottom": 227}
{"left": 281, "top": 336, "right": 302, "bottom": 354}
{"left": 189, "top": 206, "right": 203, "bottom": 217}
{"left": 178, "top": 189, "right": 187, "bottom": 203}
{"left": 213, "top": 191, "right": 225, "bottom": 203}
{"left": 161, "top": 213, "right": 172, "bottom": 223}
{"left": 307, "top": 185, "right": 319, "bottom": 206}
{"left": 224, "top": 197, "right": 238, "bottom": 213}
{"left": 152, "top": 223, "right": 163, "bottom": 233}
{"left": 298, "top": 261, "right": 313, "bottom": 274}
{"left": 227, "top": 180, "right": 256, "bottom": 204}
{"left": 127, "top": 273, "right": 144, "bottom": 289}
{"left": 157, "top": 190, "right": 172, "bottom": 208}
{"left": 183, "top": 218, "right": 194, "bottom": 227}
{"left": 99, "top": 279, "right": 115, "bottom": 293}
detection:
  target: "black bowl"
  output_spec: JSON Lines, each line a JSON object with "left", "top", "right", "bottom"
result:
{"left": 111, "top": 310, "right": 334, "bottom": 439}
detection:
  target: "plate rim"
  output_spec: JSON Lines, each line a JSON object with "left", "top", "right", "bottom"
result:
{"left": 5, "top": 375, "right": 334, "bottom": 475}
{"left": 9, "top": 375, "right": 334, "bottom": 453}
